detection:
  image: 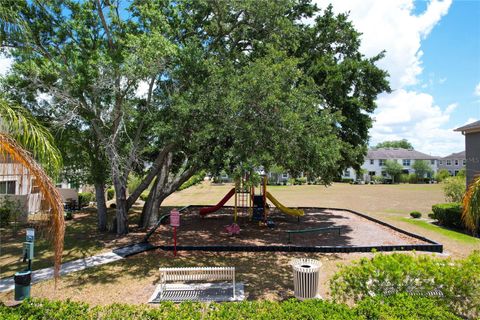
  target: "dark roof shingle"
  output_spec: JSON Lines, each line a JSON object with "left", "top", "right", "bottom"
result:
{"left": 367, "top": 148, "right": 437, "bottom": 160}
{"left": 454, "top": 120, "right": 480, "bottom": 133}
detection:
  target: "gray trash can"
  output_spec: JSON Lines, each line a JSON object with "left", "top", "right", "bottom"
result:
{"left": 291, "top": 258, "right": 321, "bottom": 300}
{"left": 14, "top": 270, "right": 31, "bottom": 301}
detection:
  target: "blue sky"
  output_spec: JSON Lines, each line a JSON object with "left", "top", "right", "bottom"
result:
{"left": 316, "top": 0, "right": 480, "bottom": 156}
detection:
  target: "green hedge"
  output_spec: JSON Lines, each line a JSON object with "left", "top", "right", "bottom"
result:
{"left": 0, "top": 295, "right": 461, "bottom": 320}
{"left": 179, "top": 171, "right": 206, "bottom": 191}
{"left": 78, "top": 192, "right": 94, "bottom": 208}
{"left": 330, "top": 252, "right": 480, "bottom": 319}
{"left": 431, "top": 203, "right": 463, "bottom": 229}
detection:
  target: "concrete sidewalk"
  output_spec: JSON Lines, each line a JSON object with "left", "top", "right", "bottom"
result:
{"left": 0, "top": 251, "right": 123, "bottom": 293}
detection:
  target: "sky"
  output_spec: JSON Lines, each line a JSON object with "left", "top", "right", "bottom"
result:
{"left": 314, "top": 0, "right": 480, "bottom": 156}
{"left": 1, "top": 0, "right": 479, "bottom": 157}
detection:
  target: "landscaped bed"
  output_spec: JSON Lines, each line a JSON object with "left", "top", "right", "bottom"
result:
{"left": 148, "top": 206, "right": 441, "bottom": 253}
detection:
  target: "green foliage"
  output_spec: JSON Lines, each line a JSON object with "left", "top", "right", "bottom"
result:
{"left": 0, "top": 197, "right": 21, "bottom": 227}
{"left": 139, "top": 192, "right": 149, "bottom": 202}
{"left": 341, "top": 178, "right": 354, "bottom": 183}
{"left": 294, "top": 177, "right": 307, "bottom": 185}
{"left": 457, "top": 168, "right": 466, "bottom": 178}
{"left": 330, "top": 252, "right": 480, "bottom": 318}
{"left": 463, "top": 176, "right": 480, "bottom": 235}
{"left": 410, "top": 211, "right": 422, "bottom": 218}
{"left": 436, "top": 169, "right": 451, "bottom": 182}
{"left": 375, "top": 139, "right": 413, "bottom": 149}
{"left": 408, "top": 173, "right": 418, "bottom": 184}
{"left": 384, "top": 160, "right": 403, "bottom": 183}
{"left": 398, "top": 173, "right": 409, "bottom": 183}
{"left": 412, "top": 160, "right": 433, "bottom": 180}
{"left": 64, "top": 210, "right": 74, "bottom": 221}
{"left": 442, "top": 176, "right": 466, "bottom": 203}
{"left": 78, "top": 192, "right": 94, "bottom": 208}
{"left": 179, "top": 171, "right": 206, "bottom": 191}
{"left": 0, "top": 295, "right": 463, "bottom": 320}
{"left": 431, "top": 203, "right": 463, "bottom": 229}
{"left": 127, "top": 175, "right": 143, "bottom": 194}
{"left": 107, "top": 188, "right": 115, "bottom": 201}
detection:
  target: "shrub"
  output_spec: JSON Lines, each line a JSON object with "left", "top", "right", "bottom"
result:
{"left": 436, "top": 169, "right": 451, "bottom": 182}
{"left": 139, "top": 192, "right": 149, "bottom": 201}
{"left": 330, "top": 252, "right": 480, "bottom": 318}
{"left": 106, "top": 188, "right": 115, "bottom": 200}
{"left": 399, "top": 173, "right": 409, "bottom": 183}
{"left": 78, "top": 192, "right": 94, "bottom": 208}
{"left": 410, "top": 211, "right": 422, "bottom": 218}
{"left": 294, "top": 177, "right": 307, "bottom": 185}
{"left": 442, "top": 176, "right": 466, "bottom": 203}
{"left": 0, "top": 295, "right": 463, "bottom": 320}
{"left": 64, "top": 210, "right": 74, "bottom": 220}
{"left": 341, "top": 178, "right": 354, "bottom": 183}
{"left": 408, "top": 173, "right": 417, "bottom": 184}
{"left": 179, "top": 171, "right": 206, "bottom": 191}
{"left": 428, "top": 212, "right": 436, "bottom": 219}
{"left": 0, "top": 197, "right": 21, "bottom": 227}
{"left": 432, "top": 203, "right": 463, "bottom": 229}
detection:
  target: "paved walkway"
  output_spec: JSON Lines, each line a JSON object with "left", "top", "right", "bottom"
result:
{"left": 0, "top": 242, "right": 156, "bottom": 293}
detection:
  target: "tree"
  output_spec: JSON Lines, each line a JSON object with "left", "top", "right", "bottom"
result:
{"left": 435, "top": 169, "right": 451, "bottom": 182}
{"left": 0, "top": 97, "right": 64, "bottom": 279}
{"left": 376, "top": 139, "right": 413, "bottom": 149}
{"left": 412, "top": 160, "right": 433, "bottom": 181}
{"left": 2, "top": 1, "right": 390, "bottom": 232}
{"left": 463, "top": 176, "right": 480, "bottom": 235}
{"left": 384, "top": 160, "right": 403, "bottom": 183}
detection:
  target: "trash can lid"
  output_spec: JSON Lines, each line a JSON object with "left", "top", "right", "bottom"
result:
{"left": 15, "top": 270, "right": 31, "bottom": 276}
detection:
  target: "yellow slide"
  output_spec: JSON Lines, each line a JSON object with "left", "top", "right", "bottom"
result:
{"left": 266, "top": 192, "right": 304, "bottom": 217}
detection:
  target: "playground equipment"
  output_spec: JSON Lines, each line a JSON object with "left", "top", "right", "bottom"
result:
{"left": 199, "top": 173, "right": 304, "bottom": 224}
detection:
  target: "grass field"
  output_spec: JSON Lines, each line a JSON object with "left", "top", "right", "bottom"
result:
{"left": 1, "top": 182, "right": 478, "bottom": 304}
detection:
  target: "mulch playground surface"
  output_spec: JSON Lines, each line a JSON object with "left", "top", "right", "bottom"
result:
{"left": 149, "top": 207, "right": 428, "bottom": 247}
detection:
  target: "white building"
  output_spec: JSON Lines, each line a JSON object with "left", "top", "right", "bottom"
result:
{"left": 342, "top": 148, "right": 438, "bottom": 182}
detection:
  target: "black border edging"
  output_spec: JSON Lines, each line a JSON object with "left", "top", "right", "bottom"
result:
{"left": 171, "top": 205, "right": 443, "bottom": 254}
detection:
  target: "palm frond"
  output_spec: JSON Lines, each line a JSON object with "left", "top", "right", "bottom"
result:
{"left": 0, "top": 132, "right": 65, "bottom": 280}
{"left": 463, "top": 177, "right": 480, "bottom": 235}
{"left": 0, "top": 98, "right": 63, "bottom": 176}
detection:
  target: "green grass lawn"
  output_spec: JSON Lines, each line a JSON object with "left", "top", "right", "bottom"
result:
{"left": 398, "top": 217, "right": 480, "bottom": 244}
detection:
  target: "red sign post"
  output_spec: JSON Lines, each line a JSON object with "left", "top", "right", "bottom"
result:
{"left": 170, "top": 209, "right": 180, "bottom": 257}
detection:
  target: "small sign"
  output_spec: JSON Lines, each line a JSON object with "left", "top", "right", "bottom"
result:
{"left": 170, "top": 209, "right": 180, "bottom": 227}
{"left": 26, "top": 228, "right": 35, "bottom": 242}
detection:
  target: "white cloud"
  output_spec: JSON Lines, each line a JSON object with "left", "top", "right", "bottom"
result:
{"left": 313, "top": 1, "right": 459, "bottom": 156}
{"left": 370, "top": 90, "right": 463, "bottom": 156}
{"left": 475, "top": 82, "right": 480, "bottom": 96}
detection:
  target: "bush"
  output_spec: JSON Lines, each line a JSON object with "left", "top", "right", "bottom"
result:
{"left": 179, "top": 171, "right": 206, "bottom": 191}
{"left": 428, "top": 212, "right": 436, "bottom": 219}
{"left": 78, "top": 192, "right": 94, "bottom": 208}
{"left": 139, "top": 192, "right": 149, "bottom": 201}
{"left": 408, "top": 173, "right": 417, "bottom": 184}
{"left": 107, "top": 188, "right": 115, "bottom": 200}
{"left": 432, "top": 203, "right": 463, "bottom": 229}
{"left": 436, "top": 169, "right": 451, "bottom": 182}
{"left": 0, "top": 295, "right": 463, "bottom": 320}
{"left": 442, "top": 176, "right": 466, "bottom": 203}
{"left": 410, "top": 211, "right": 422, "bottom": 218}
{"left": 399, "top": 174, "right": 409, "bottom": 183}
{"left": 64, "top": 210, "right": 74, "bottom": 220}
{"left": 294, "top": 177, "right": 307, "bottom": 185}
{"left": 330, "top": 252, "right": 480, "bottom": 318}
{"left": 341, "top": 178, "right": 354, "bottom": 183}
{"left": 0, "top": 197, "right": 21, "bottom": 227}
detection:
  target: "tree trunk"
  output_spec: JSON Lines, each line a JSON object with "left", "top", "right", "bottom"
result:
{"left": 114, "top": 177, "right": 129, "bottom": 235}
{"left": 140, "top": 178, "right": 159, "bottom": 228}
{"left": 95, "top": 182, "right": 107, "bottom": 231}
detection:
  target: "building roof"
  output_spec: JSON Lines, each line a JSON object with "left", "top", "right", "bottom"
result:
{"left": 367, "top": 148, "right": 437, "bottom": 160}
{"left": 454, "top": 120, "right": 480, "bottom": 133}
{"left": 441, "top": 151, "right": 465, "bottom": 160}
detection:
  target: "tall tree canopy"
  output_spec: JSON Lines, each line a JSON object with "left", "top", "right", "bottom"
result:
{"left": 375, "top": 139, "right": 414, "bottom": 150}
{"left": 1, "top": 0, "right": 390, "bottom": 233}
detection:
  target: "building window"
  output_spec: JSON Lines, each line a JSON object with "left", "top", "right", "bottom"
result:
{"left": 379, "top": 159, "right": 386, "bottom": 166}
{"left": 369, "top": 171, "right": 376, "bottom": 176}
{"left": 0, "top": 181, "right": 16, "bottom": 195}
{"left": 344, "top": 170, "right": 350, "bottom": 177}
{"left": 463, "top": 159, "right": 466, "bottom": 166}
{"left": 454, "top": 159, "right": 459, "bottom": 166}
{"left": 431, "top": 160, "right": 435, "bottom": 165}
{"left": 402, "top": 159, "right": 411, "bottom": 166}
{"left": 370, "top": 159, "right": 374, "bottom": 165}
{"left": 381, "top": 171, "right": 387, "bottom": 177}
{"left": 282, "top": 173, "right": 288, "bottom": 179}
{"left": 439, "top": 160, "right": 443, "bottom": 165}
{"left": 446, "top": 160, "right": 452, "bottom": 166}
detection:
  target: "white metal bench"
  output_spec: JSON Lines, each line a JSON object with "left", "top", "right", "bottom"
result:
{"left": 158, "top": 267, "right": 236, "bottom": 301}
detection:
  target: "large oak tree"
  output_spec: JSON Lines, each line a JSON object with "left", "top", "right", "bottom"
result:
{"left": 1, "top": 0, "right": 390, "bottom": 233}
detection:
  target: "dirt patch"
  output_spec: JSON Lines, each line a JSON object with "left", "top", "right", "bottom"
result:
{"left": 149, "top": 207, "right": 429, "bottom": 248}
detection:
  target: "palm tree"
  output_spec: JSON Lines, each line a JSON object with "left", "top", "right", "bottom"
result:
{"left": 0, "top": 97, "right": 65, "bottom": 279}
{"left": 463, "top": 177, "right": 480, "bottom": 236}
